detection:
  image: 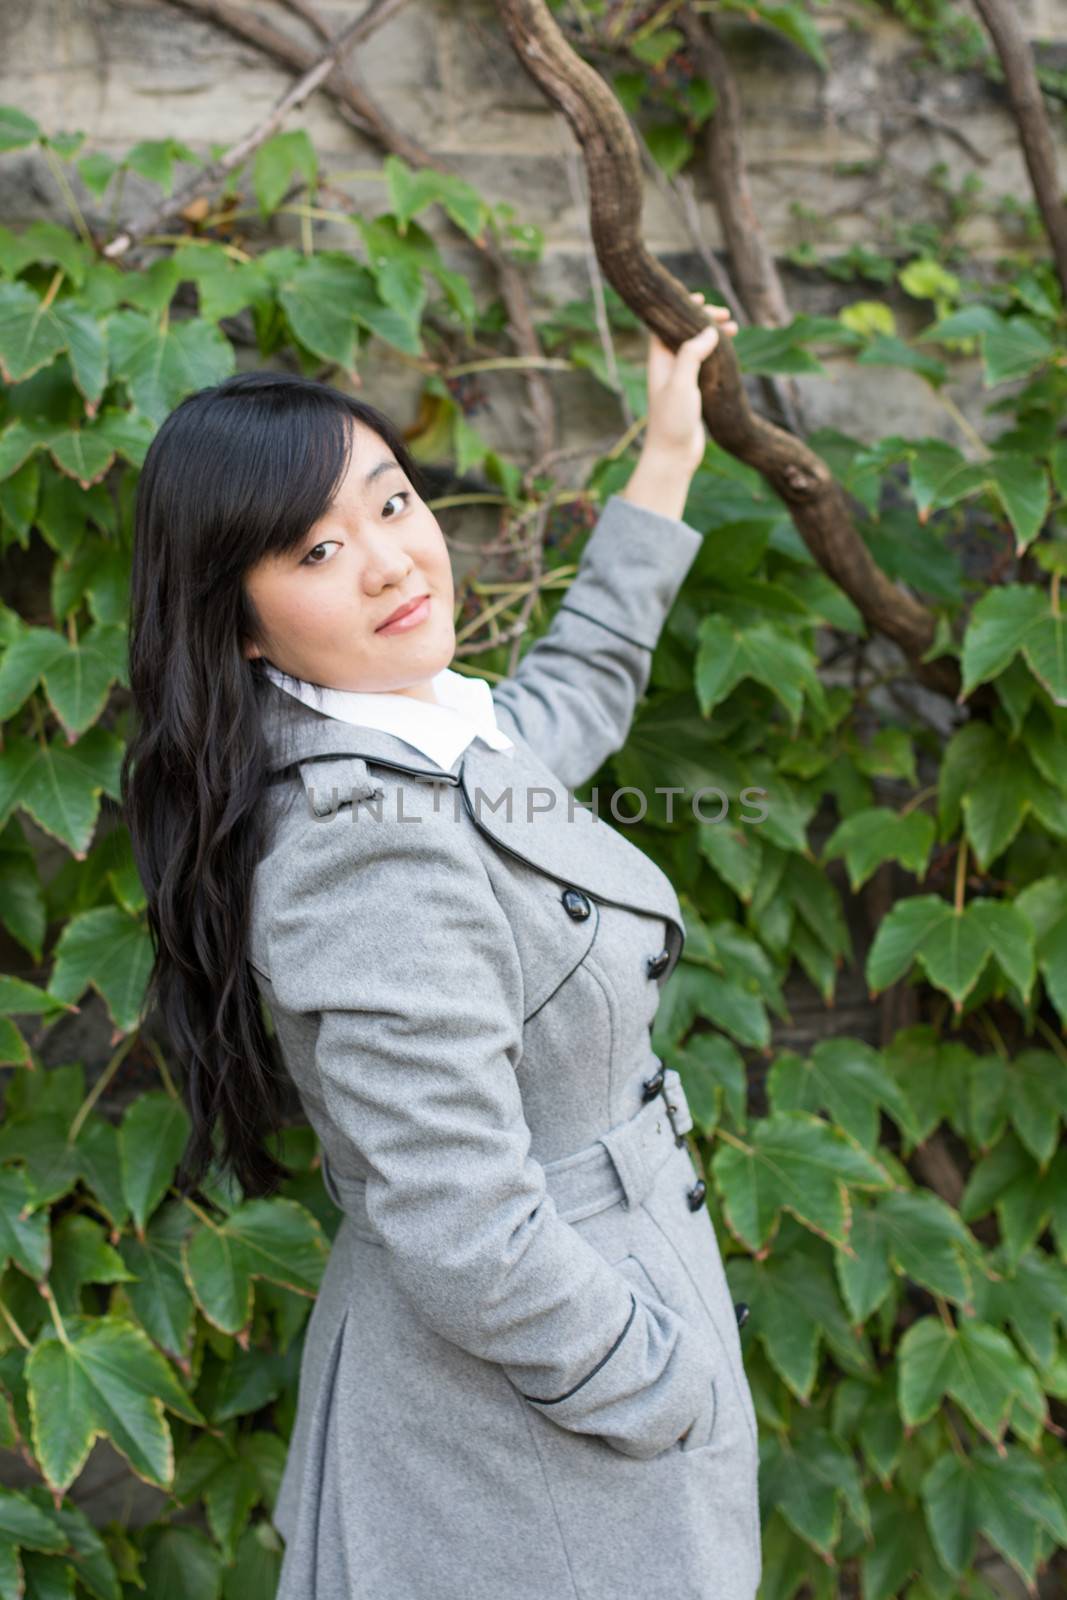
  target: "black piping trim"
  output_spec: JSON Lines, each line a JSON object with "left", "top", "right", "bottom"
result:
{"left": 458, "top": 781, "right": 686, "bottom": 965}
{"left": 520, "top": 1292, "right": 637, "bottom": 1404}
{"left": 555, "top": 602, "right": 655, "bottom": 653}
{"left": 286, "top": 755, "right": 460, "bottom": 786}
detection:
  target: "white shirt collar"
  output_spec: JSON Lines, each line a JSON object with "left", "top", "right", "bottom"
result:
{"left": 262, "top": 661, "right": 515, "bottom": 770}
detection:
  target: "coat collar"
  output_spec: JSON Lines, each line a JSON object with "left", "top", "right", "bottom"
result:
{"left": 259, "top": 676, "right": 462, "bottom": 784}
{"left": 258, "top": 680, "right": 686, "bottom": 970}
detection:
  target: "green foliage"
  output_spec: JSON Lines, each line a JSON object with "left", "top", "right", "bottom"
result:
{"left": 2, "top": 20, "right": 1067, "bottom": 1592}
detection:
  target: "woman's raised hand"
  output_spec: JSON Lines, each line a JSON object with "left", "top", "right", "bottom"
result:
{"left": 643, "top": 289, "right": 739, "bottom": 478}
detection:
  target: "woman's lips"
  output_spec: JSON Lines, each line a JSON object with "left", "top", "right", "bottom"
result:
{"left": 376, "top": 595, "right": 431, "bottom": 634}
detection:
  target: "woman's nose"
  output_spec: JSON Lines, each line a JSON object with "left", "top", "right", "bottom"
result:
{"left": 363, "top": 546, "right": 413, "bottom": 593}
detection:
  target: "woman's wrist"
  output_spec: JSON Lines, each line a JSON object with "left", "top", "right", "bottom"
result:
{"left": 617, "top": 447, "right": 694, "bottom": 523}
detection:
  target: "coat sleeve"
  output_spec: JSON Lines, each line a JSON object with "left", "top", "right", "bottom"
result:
{"left": 490, "top": 492, "right": 703, "bottom": 791}
{"left": 264, "top": 809, "right": 717, "bottom": 1461}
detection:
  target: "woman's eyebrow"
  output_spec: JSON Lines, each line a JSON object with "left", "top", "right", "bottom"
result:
{"left": 363, "top": 459, "right": 402, "bottom": 488}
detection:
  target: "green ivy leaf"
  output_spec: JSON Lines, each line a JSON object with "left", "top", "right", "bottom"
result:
{"left": 0, "top": 626, "right": 68, "bottom": 719}
{"left": 0, "top": 821, "right": 46, "bottom": 963}
{"left": 866, "top": 894, "right": 952, "bottom": 991}
{"left": 75, "top": 151, "right": 118, "bottom": 197}
{"left": 853, "top": 1190, "right": 976, "bottom": 1318}
{"left": 49, "top": 904, "right": 153, "bottom": 1031}
{"left": 695, "top": 617, "right": 826, "bottom": 729}
{"left": 644, "top": 123, "right": 693, "bottom": 181}
{"left": 748, "top": 2, "right": 830, "bottom": 70}
{"left": 119, "top": 1093, "right": 192, "bottom": 1235}
{"left": 108, "top": 310, "right": 234, "bottom": 424}
{"left": 920, "top": 1445, "right": 1067, "bottom": 1585}
{"left": 899, "top": 1315, "right": 1033, "bottom": 1441}
{"left": 916, "top": 303, "right": 1002, "bottom": 344}
{"left": 821, "top": 806, "right": 935, "bottom": 891}
{"left": 0, "top": 106, "right": 40, "bottom": 153}
{"left": 963, "top": 751, "right": 1060, "bottom": 867}
{"left": 125, "top": 138, "right": 198, "bottom": 196}
{"left": 115, "top": 1205, "right": 197, "bottom": 1358}
{"left": 960, "top": 1131, "right": 1067, "bottom": 1263}
{"left": 73, "top": 1117, "right": 128, "bottom": 1235}
{"left": 48, "top": 1214, "right": 138, "bottom": 1320}
{"left": 711, "top": 1109, "right": 893, "bottom": 1251}
{"left": 139, "top": 1525, "right": 224, "bottom": 1596}
{"left": 856, "top": 334, "right": 946, "bottom": 388}
{"left": 729, "top": 323, "right": 824, "bottom": 376}
{"left": 728, "top": 1234, "right": 871, "bottom": 1401}
{"left": 26, "top": 1314, "right": 203, "bottom": 1493}
{"left": 960, "top": 585, "right": 1046, "bottom": 698}
{"left": 0, "top": 1166, "right": 51, "bottom": 1277}
{"left": 41, "top": 621, "right": 128, "bottom": 737}
{"left": 981, "top": 315, "right": 1055, "bottom": 386}
{"left": 906, "top": 438, "right": 969, "bottom": 517}
{"left": 0, "top": 727, "right": 123, "bottom": 857}
{"left": 867, "top": 892, "right": 1036, "bottom": 1010}
{"left": 0, "top": 281, "right": 68, "bottom": 385}
{"left": 760, "top": 1426, "right": 868, "bottom": 1556}
{"left": 987, "top": 451, "right": 1051, "bottom": 553}
{"left": 769, "top": 1038, "right": 918, "bottom": 1152}
{"left": 383, "top": 153, "right": 486, "bottom": 243}
{"left": 964, "top": 900, "right": 1035, "bottom": 1003}
{"left": 0, "top": 1486, "right": 67, "bottom": 1561}
{"left": 182, "top": 1198, "right": 328, "bottom": 1336}
{"left": 0, "top": 455, "right": 39, "bottom": 543}
{"left": 967, "top": 1248, "right": 1067, "bottom": 1370}
{"left": 252, "top": 129, "right": 317, "bottom": 217}
{"left": 665, "top": 1030, "right": 748, "bottom": 1135}
{"left": 697, "top": 819, "right": 763, "bottom": 903}
{"left": 1016, "top": 875, "right": 1067, "bottom": 1027}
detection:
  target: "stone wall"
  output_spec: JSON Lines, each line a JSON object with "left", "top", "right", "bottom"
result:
{"left": 1, "top": 0, "right": 1066, "bottom": 456}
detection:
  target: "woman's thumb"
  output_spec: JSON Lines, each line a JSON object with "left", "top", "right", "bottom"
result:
{"left": 682, "top": 322, "right": 720, "bottom": 360}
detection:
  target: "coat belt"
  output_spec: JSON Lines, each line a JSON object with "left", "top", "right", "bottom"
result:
{"left": 320, "top": 1066, "right": 695, "bottom": 1242}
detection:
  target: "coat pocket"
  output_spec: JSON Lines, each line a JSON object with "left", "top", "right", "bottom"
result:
{"left": 607, "top": 1248, "right": 716, "bottom": 1465}
{"left": 609, "top": 1252, "right": 719, "bottom": 1455}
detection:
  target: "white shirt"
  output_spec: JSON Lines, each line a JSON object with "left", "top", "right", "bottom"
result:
{"left": 262, "top": 661, "right": 515, "bottom": 770}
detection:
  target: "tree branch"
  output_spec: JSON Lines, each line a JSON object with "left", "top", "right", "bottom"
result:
{"left": 148, "top": 0, "right": 556, "bottom": 464}
{"left": 494, "top": 0, "right": 960, "bottom": 701}
{"left": 972, "top": 0, "right": 1067, "bottom": 302}
{"left": 104, "top": 0, "right": 403, "bottom": 258}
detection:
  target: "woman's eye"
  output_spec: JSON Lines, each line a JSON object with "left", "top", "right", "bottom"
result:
{"left": 301, "top": 493, "right": 410, "bottom": 566}
{"left": 301, "top": 540, "right": 341, "bottom": 567}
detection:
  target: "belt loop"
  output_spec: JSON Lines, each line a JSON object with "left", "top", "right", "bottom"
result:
{"left": 595, "top": 1119, "right": 647, "bottom": 1211}
{"left": 661, "top": 1067, "right": 694, "bottom": 1142}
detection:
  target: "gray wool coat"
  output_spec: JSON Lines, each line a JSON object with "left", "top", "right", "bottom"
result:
{"left": 248, "top": 492, "right": 762, "bottom": 1600}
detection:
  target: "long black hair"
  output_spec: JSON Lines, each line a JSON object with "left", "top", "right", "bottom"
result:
{"left": 121, "top": 370, "right": 432, "bottom": 1201}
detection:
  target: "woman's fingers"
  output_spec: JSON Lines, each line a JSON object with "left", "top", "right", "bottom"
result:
{"left": 688, "top": 287, "right": 738, "bottom": 335}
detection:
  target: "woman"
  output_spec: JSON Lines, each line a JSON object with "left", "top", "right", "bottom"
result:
{"left": 123, "top": 293, "right": 761, "bottom": 1600}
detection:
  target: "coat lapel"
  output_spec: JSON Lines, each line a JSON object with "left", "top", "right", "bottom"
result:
{"left": 457, "top": 737, "right": 685, "bottom": 966}
{"left": 257, "top": 679, "right": 686, "bottom": 964}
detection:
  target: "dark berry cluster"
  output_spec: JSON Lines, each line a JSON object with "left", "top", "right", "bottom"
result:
{"left": 444, "top": 371, "right": 488, "bottom": 416}
{"left": 544, "top": 496, "right": 599, "bottom": 549}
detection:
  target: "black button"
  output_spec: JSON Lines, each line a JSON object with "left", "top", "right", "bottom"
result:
{"left": 646, "top": 948, "right": 670, "bottom": 979}
{"left": 561, "top": 887, "right": 591, "bottom": 921}
{"left": 735, "top": 1301, "right": 750, "bottom": 1329}
{"left": 687, "top": 1179, "right": 706, "bottom": 1211}
{"left": 641, "top": 1068, "right": 665, "bottom": 1102}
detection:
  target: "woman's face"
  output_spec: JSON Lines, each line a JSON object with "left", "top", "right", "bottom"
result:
{"left": 243, "top": 418, "right": 455, "bottom": 703}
